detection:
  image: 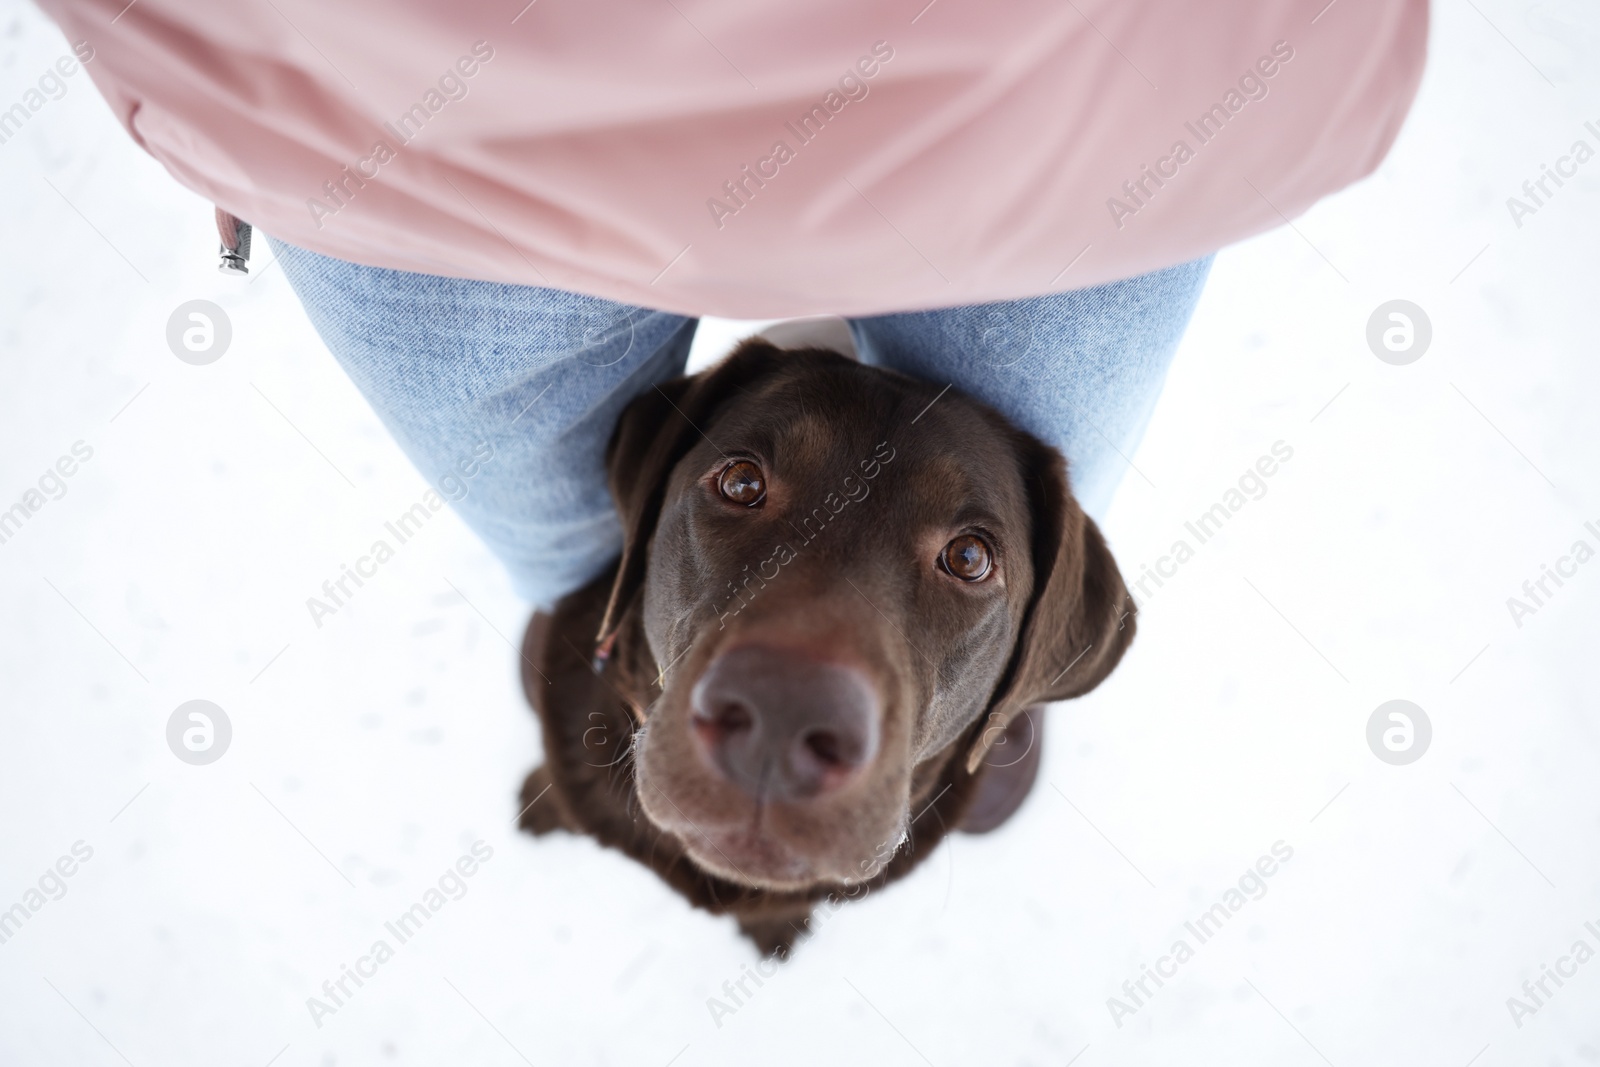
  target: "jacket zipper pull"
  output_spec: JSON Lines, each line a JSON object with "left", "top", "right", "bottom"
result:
{"left": 215, "top": 207, "right": 252, "bottom": 276}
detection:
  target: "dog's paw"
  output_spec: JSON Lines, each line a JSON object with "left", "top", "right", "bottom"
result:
{"left": 517, "top": 765, "right": 570, "bottom": 836}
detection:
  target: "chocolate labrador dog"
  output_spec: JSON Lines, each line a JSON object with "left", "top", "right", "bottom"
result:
{"left": 516, "top": 337, "right": 1134, "bottom": 955}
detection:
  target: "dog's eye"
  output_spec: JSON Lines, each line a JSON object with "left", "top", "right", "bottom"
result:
{"left": 717, "top": 460, "right": 766, "bottom": 506}
{"left": 941, "top": 535, "right": 992, "bottom": 581}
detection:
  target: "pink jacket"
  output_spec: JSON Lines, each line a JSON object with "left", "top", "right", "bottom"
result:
{"left": 42, "top": 0, "right": 1426, "bottom": 317}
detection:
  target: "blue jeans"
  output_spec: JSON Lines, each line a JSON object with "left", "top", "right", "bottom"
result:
{"left": 271, "top": 239, "right": 1212, "bottom": 608}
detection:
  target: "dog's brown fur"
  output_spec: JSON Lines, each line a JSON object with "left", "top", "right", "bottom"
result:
{"left": 517, "top": 340, "right": 1135, "bottom": 956}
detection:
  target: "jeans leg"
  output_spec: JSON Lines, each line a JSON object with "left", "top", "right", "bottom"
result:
{"left": 848, "top": 257, "right": 1213, "bottom": 522}
{"left": 269, "top": 238, "right": 698, "bottom": 608}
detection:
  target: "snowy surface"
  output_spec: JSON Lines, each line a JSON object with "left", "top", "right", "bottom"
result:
{"left": 2, "top": 1, "right": 1598, "bottom": 1064}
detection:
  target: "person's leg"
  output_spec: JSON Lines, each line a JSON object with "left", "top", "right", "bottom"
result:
{"left": 269, "top": 238, "right": 698, "bottom": 608}
{"left": 848, "top": 257, "right": 1213, "bottom": 522}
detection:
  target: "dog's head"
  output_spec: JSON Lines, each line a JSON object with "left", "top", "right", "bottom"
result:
{"left": 600, "top": 340, "right": 1133, "bottom": 892}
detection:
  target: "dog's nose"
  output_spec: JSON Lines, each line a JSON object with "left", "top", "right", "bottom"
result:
{"left": 690, "top": 644, "right": 880, "bottom": 802}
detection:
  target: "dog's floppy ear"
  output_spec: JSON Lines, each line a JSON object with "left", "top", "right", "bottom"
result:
{"left": 596, "top": 339, "right": 784, "bottom": 644}
{"left": 964, "top": 434, "right": 1136, "bottom": 773}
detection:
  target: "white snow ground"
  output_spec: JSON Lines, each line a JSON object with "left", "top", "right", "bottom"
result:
{"left": 2, "top": 1, "right": 1598, "bottom": 1064}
